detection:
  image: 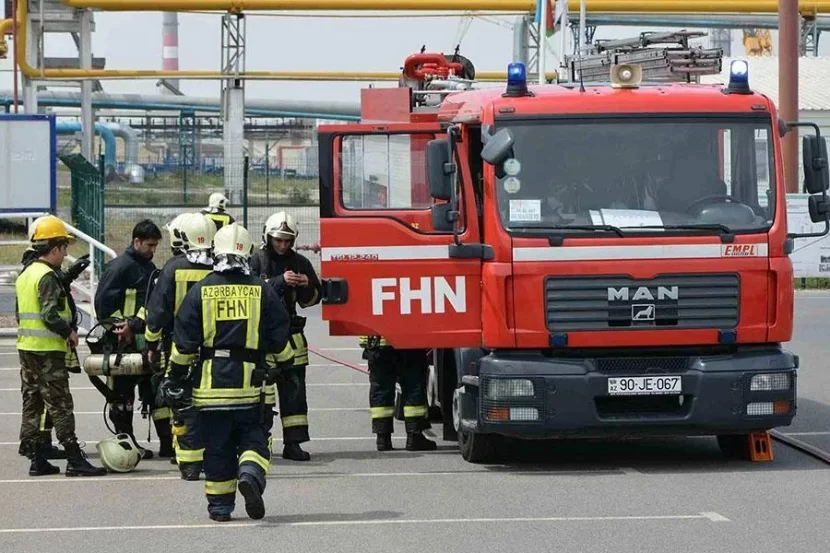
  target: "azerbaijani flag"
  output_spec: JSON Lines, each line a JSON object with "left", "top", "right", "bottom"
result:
{"left": 534, "top": 0, "right": 557, "bottom": 37}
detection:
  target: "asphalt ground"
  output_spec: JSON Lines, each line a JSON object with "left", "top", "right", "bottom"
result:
{"left": 0, "top": 297, "right": 829, "bottom": 552}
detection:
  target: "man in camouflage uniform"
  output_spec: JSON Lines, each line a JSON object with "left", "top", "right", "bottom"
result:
{"left": 16, "top": 215, "right": 106, "bottom": 477}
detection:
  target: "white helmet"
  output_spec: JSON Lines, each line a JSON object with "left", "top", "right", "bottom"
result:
{"left": 208, "top": 193, "right": 229, "bottom": 211}
{"left": 263, "top": 212, "right": 298, "bottom": 242}
{"left": 96, "top": 433, "right": 142, "bottom": 473}
{"left": 165, "top": 213, "right": 187, "bottom": 253}
{"left": 176, "top": 212, "right": 217, "bottom": 252}
{"left": 213, "top": 222, "right": 253, "bottom": 257}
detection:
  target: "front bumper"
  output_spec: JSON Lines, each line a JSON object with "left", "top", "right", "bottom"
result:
{"left": 457, "top": 346, "right": 798, "bottom": 439}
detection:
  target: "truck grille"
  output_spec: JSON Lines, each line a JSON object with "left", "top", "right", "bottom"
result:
{"left": 545, "top": 274, "right": 739, "bottom": 332}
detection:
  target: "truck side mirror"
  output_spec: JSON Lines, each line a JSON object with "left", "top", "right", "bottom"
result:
{"left": 809, "top": 194, "right": 830, "bottom": 224}
{"left": 431, "top": 202, "right": 456, "bottom": 232}
{"left": 481, "top": 128, "right": 515, "bottom": 166}
{"left": 803, "top": 135, "right": 829, "bottom": 194}
{"left": 426, "top": 138, "right": 454, "bottom": 200}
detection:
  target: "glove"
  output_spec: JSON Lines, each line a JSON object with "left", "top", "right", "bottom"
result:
{"left": 157, "top": 377, "right": 191, "bottom": 410}
{"left": 64, "top": 254, "right": 91, "bottom": 284}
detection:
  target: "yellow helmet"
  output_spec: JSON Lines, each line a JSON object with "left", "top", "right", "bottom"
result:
{"left": 30, "top": 215, "right": 73, "bottom": 243}
{"left": 213, "top": 223, "right": 253, "bottom": 257}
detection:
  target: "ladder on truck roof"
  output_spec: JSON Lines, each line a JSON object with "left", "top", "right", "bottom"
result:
{"left": 565, "top": 30, "right": 723, "bottom": 84}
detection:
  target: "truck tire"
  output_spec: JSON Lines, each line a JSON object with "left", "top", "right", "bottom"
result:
{"left": 458, "top": 427, "right": 494, "bottom": 463}
{"left": 716, "top": 434, "right": 751, "bottom": 461}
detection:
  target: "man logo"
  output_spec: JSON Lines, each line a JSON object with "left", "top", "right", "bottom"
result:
{"left": 631, "top": 304, "right": 656, "bottom": 321}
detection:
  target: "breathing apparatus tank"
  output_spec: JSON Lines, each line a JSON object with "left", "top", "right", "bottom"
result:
{"left": 82, "top": 318, "right": 152, "bottom": 377}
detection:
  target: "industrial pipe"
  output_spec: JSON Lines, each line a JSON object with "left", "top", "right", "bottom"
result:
{"left": 781, "top": 0, "right": 800, "bottom": 194}
{"left": 55, "top": 121, "right": 117, "bottom": 172}
{"left": 50, "top": 0, "right": 830, "bottom": 14}
{"left": 3, "top": 1, "right": 555, "bottom": 81}
{"left": 101, "top": 122, "right": 144, "bottom": 184}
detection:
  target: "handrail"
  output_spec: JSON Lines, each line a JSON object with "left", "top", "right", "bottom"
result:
{"left": 63, "top": 221, "right": 116, "bottom": 309}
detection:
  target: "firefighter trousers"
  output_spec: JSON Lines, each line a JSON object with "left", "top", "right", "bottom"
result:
{"left": 200, "top": 407, "right": 270, "bottom": 517}
{"left": 174, "top": 407, "right": 204, "bottom": 469}
{"left": 276, "top": 331, "right": 310, "bottom": 443}
{"left": 368, "top": 347, "right": 430, "bottom": 434}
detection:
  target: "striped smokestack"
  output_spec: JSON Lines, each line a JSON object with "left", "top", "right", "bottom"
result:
{"left": 162, "top": 12, "right": 180, "bottom": 93}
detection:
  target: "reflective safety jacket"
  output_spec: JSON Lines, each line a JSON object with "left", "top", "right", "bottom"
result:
{"left": 200, "top": 209, "right": 235, "bottom": 231}
{"left": 144, "top": 254, "right": 212, "bottom": 347}
{"left": 15, "top": 260, "right": 73, "bottom": 353}
{"left": 169, "top": 271, "right": 295, "bottom": 410}
{"left": 94, "top": 245, "right": 157, "bottom": 334}
{"left": 251, "top": 248, "right": 321, "bottom": 366}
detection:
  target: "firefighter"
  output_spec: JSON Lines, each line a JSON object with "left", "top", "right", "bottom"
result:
{"left": 16, "top": 215, "right": 106, "bottom": 477}
{"left": 201, "top": 193, "right": 235, "bottom": 231}
{"left": 92, "top": 219, "right": 171, "bottom": 459}
{"left": 359, "top": 336, "right": 437, "bottom": 452}
{"left": 162, "top": 222, "right": 295, "bottom": 522}
{"left": 250, "top": 211, "right": 320, "bottom": 462}
{"left": 145, "top": 212, "right": 216, "bottom": 480}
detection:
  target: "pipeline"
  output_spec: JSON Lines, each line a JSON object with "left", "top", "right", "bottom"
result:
{"left": 0, "top": 1, "right": 554, "bottom": 81}
{"left": 100, "top": 122, "right": 144, "bottom": 184}
{"left": 55, "top": 121, "right": 117, "bottom": 172}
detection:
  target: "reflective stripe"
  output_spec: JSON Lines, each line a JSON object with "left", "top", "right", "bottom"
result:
{"left": 243, "top": 361, "right": 254, "bottom": 389}
{"left": 174, "top": 269, "right": 212, "bottom": 315}
{"left": 152, "top": 407, "right": 172, "bottom": 421}
{"left": 359, "top": 335, "right": 390, "bottom": 347}
{"left": 246, "top": 295, "right": 261, "bottom": 350}
{"left": 192, "top": 395, "right": 260, "bottom": 408}
{"left": 371, "top": 406, "right": 395, "bottom": 419}
{"left": 201, "top": 359, "right": 213, "bottom": 391}
{"left": 404, "top": 405, "right": 428, "bottom": 418}
{"left": 144, "top": 327, "right": 162, "bottom": 342}
{"left": 239, "top": 450, "right": 270, "bottom": 472}
{"left": 39, "top": 406, "right": 47, "bottom": 432}
{"left": 15, "top": 262, "right": 71, "bottom": 353}
{"left": 281, "top": 415, "right": 308, "bottom": 428}
{"left": 275, "top": 342, "right": 294, "bottom": 364}
{"left": 202, "top": 297, "right": 215, "bottom": 347}
{"left": 299, "top": 288, "right": 319, "bottom": 308}
{"left": 176, "top": 447, "right": 204, "bottom": 463}
{"left": 205, "top": 478, "right": 237, "bottom": 495}
{"left": 136, "top": 306, "right": 146, "bottom": 321}
{"left": 170, "top": 344, "right": 196, "bottom": 366}
{"left": 123, "top": 289, "right": 137, "bottom": 317}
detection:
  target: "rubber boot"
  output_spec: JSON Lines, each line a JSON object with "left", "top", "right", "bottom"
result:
{"left": 238, "top": 473, "right": 265, "bottom": 520}
{"left": 282, "top": 442, "right": 311, "bottom": 461}
{"left": 28, "top": 442, "right": 60, "bottom": 477}
{"left": 179, "top": 462, "right": 202, "bottom": 481}
{"left": 63, "top": 439, "right": 107, "bottom": 477}
{"left": 376, "top": 433, "right": 393, "bottom": 451}
{"left": 405, "top": 431, "right": 437, "bottom": 451}
{"left": 154, "top": 418, "right": 175, "bottom": 458}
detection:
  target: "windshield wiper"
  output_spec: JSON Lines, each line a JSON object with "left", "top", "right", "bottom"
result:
{"left": 512, "top": 223, "right": 627, "bottom": 237}
{"left": 635, "top": 224, "right": 736, "bottom": 242}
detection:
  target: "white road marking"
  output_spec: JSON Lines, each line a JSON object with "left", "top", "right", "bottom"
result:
{"left": 0, "top": 512, "right": 728, "bottom": 533}
{"left": 700, "top": 512, "right": 731, "bottom": 522}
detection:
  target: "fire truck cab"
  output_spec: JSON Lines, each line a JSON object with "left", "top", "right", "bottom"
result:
{"left": 316, "top": 48, "right": 830, "bottom": 463}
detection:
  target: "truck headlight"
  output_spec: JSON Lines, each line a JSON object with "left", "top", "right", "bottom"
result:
{"left": 486, "top": 379, "right": 534, "bottom": 399}
{"left": 750, "top": 373, "right": 791, "bottom": 392}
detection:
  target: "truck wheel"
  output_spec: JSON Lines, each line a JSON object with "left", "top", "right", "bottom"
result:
{"left": 458, "top": 428, "right": 494, "bottom": 463}
{"left": 716, "top": 434, "right": 751, "bottom": 461}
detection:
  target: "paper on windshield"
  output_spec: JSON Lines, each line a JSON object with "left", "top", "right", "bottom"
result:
{"left": 589, "top": 209, "right": 664, "bottom": 228}
{"left": 509, "top": 199, "right": 542, "bottom": 222}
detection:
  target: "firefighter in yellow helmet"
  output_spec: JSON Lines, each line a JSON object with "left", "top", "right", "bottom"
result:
{"left": 16, "top": 215, "right": 106, "bottom": 477}
{"left": 201, "top": 193, "right": 235, "bottom": 231}
{"left": 250, "top": 211, "right": 321, "bottom": 461}
{"left": 161, "top": 223, "right": 294, "bottom": 521}
{"left": 145, "top": 213, "right": 216, "bottom": 480}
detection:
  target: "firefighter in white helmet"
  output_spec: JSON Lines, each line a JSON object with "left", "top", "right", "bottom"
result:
{"left": 201, "top": 193, "right": 235, "bottom": 231}
{"left": 145, "top": 212, "right": 216, "bottom": 480}
{"left": 160, "top": 222, "right": 294, "bottom": 521}
{"left": 250, "top": 211, "right": 321, "bottom": 462}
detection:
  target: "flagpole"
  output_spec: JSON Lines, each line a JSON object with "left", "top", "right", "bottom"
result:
{"left": 538, "top": 0, "right": 548, "bottom": 84}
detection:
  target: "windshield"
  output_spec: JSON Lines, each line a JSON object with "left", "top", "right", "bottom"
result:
{"left": 491, "top": 117, "right": 775, "bottom": 235}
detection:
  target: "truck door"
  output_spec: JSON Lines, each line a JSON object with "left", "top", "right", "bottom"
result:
{"left": 318, "top": 123, "right": 483, "bottom": 349}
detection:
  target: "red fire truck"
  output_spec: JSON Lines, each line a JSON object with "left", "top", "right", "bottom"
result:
{"left": 316, "top": 42, "right": 830, "bottom": 463}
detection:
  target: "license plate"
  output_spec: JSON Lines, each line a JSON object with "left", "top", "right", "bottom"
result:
{"left": 607, "top": 376, "right": 682, "bottom": 396}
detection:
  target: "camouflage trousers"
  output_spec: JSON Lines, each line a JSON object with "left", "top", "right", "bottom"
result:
{"left": 18, "top": 351, "right": 77, "bottom": 451}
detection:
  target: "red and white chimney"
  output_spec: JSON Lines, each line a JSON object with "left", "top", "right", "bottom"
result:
{"left": 162, "top": 12, "right": 180, "bottom": 93}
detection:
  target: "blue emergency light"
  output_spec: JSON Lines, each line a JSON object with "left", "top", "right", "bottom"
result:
{"left": 726, "top": 59, "right": 751, "bottom": 94}
{"left": 505, "top": 62, "right": 529, "bottom": 97}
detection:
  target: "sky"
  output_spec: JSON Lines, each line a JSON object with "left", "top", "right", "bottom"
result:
{"left": 0, "top": 10, "right": 826, "bottom": 108}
